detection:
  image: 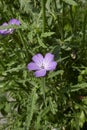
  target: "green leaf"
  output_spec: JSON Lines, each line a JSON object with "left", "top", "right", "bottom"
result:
{"left": 41, "top": 32, "right": 55, "bottom": 38}
{"left": 37, "top": 36, "right": 47, "bottom": 48}
{"left": 25, "top": 87, "right": 38, "bottom": 130}
{"left": 4, "top": 103, "right": 11, "bottom": 113}
{"left": 19, "top": 0, "right": 32, "bottom": 13}
{"left": 63, "top": 0, "right": 77, "bottom": 6}
{"left": 56, "top": 56, "right": 70, "bottom": 63}
{"left": 82, "top": 97, "right": 87, "bottom": 105}
{"left": 35, "top": 107, "right": 50, "bottom": 130}
{"left": 78, "top": 75, "right": 83, "bottom": 82}
{"left": 0, "top": 103, "right": 4, "bottom": 110}
{"left": 49, "top": 97, "right": 57, "bottom": 114}
{"left": 79, "top": 111, "right": 85, "bottom": 128}
{"left": 5, "top": 64, "right": 25, "bottom": 73}
{"left": 48, "top": 70, "right": 64, "bottom": 78}
{"left": 70, "top": 82, "right": 87, "bottom": 92}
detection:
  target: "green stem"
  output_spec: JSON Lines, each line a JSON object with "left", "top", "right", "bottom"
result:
{"left": 82, "top": 11, "right": 87, "bottom": 43}
{"left": 70, "top": 6, "right": 74, "bottom": 33}
{"left": 42, "top": 77, "right": 47, "bottom": 107}
{"left": 54, "top": 0, "right": 57, "bottom": 10}
{"left": 62, "top": 2, "right": 65, "bottom": 41}
{"left": 54, "top": 0, "right": 60, "bottom": 37}
{"left": 80, "top": 10, "right": 87, "bottom": 58}
{"left": 41, "top": 0, "right": 46, "bottom": 32}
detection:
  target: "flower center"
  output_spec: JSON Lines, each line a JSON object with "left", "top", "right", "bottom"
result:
{"left": 41, "top": 64, "right": 45, "bottom": 69}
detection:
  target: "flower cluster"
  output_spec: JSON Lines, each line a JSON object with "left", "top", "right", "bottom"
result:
{"left": 28, "top": 53, "right": 57, "bottom": 77}
{"left": 0, "top": 18, "right": 20, "bottom": 35}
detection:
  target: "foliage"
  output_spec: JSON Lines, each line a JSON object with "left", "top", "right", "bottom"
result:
{"left": 0, "top": 0, "right": 87, "bottom": 130}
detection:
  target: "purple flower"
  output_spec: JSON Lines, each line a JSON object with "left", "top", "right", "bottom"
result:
{"left": 0, "top": 22, "right": 9, "bottom": 35}
{"left": 0, "top": 18, "right": 20, "bottom": 35}
{"left": 8, "top": 18, "right": 20, "bottom": 26}
{"left": 27, "top": 53, "right": 57, "bottom": 77}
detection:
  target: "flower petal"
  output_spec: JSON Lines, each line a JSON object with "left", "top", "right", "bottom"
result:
{"left": 9, "top": 19, "right": 20, "bottom": 25}
{"left": 45, "top": 61, "right": 57, "bottom": 71}
{"left": 0, "top": 29, "right": 8, "bottom": 35}
{"left": 0, "top": 23, "right": 9, "bottom": 35}
{"left": 27, "top": 62, "right": 40, "bottom": 70}
{"left": 32, "top": 53, "right": 43, "bottom": 67}
{"left": 2, "top": 22, "right": 8, "bottom": 26}
{"left": 43, "top": 53, "right": 56, "bottom": 70}
{"left": 44, "top": 53, "right": 54, "bottom": 63}
{"left": 34, "top": 69, "right": 46, "bottom": 77}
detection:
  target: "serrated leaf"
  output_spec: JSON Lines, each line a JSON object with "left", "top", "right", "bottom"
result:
{"left": 70, "top": 83, "right": 87, "bottom": 92}
{"left": 49, "top": 97, "right": 57, "bottom": 114}
{"left": 5, "top": 65, "right": 25, "bottom": 73}
{"left": 25, "top": 87, "right": 38, "bottom": 129}
{"left": 41, "top": 32, "right": 55, "bottom": 38}
{"left": 48, "top": 70, "right": 64, "bottom": 78}
{"left": 63, "top": 0, "right": 77, "bottom": 6}
{"left": 35, "top": 107, "right": 50, "bottom": 129}
{"left": 37, "top": 37, "right": 47, "bottom": 48}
